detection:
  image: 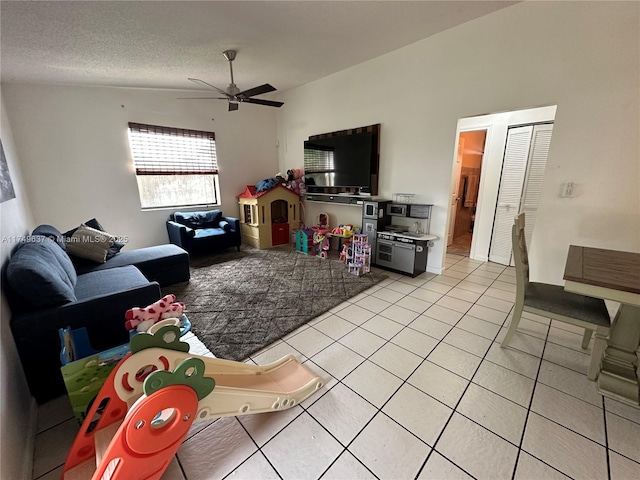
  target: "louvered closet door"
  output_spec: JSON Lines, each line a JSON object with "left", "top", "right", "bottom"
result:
{"left": 520, "top": 124, "right": 554, "bottom": 250}
{"left": 489, "top": 125, "right": 533, "bottom": 265}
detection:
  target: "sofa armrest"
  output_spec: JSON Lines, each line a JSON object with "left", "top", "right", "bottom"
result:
{"left": 10, "top": 282, "right": 161, "bottom": 403}
{"left": 166, "top": 220, "right": 194, "bottom": 248}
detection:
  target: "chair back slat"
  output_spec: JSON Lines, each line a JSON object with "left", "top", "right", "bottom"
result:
{"left": 511, "top": 213, "right": 530, "bottom": 299}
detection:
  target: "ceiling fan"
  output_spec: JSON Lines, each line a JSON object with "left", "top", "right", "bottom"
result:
{"left": 179, "top": 50, "right": 284, "bottom": 112}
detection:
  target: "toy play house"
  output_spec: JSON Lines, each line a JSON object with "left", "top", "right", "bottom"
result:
{"left": 237, "top": 184, "right": 302, "bottom": 249}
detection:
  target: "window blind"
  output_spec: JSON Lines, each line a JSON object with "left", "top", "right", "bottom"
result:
{"left": 128, "top": 123, "right": 218, "bottom": 175}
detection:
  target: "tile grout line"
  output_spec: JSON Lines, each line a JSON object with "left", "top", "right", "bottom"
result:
{"left": 34, "top": 415, "right": 76, "bottom": 436}
{"left": 227, "top": 419, "right": 287, "bottom": 480}
{"left": 44, "top": 254, "right": 636, "bottom": 479}
{"left": 255, "top": 264, "right": 480, "bottom": 478}
{"left": 414, "top": 270, "right": 514, "bottom": 479}
{"left": 31, "top": 415, "right": 79, "bottom": 479}
{"left": 274, "top": 319, "right": 398, "bottom": 478}
{"left": 213, "top": 255, "right": 502, "bottom": 478}
{"left": 509, "top": 319, "right": 566, "bottom": 480}
{"left": 308, "top": 255, "right": 624, "bottom": 475}
{"left": 602, "top": 395, "right": 612, "bottom": 480}
{"left": 33, "top": 465, "right": 61, "bottom": 480}
{"left": 389, "top": 256, "right": 513, "bottom": 477}
{"left": 484, "top": 271, "right": 626, "bottom": 477}
{"left": 30, "top": 254, "right": 481, "bottom": 480}
{"left": 251, "top": 277, "right": 428, "bottom": 450}
{"left": 173, "top": 453, "right": 188, "bottom": 480}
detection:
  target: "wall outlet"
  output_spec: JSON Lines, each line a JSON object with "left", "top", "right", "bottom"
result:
{"left": 561, "top": 181, "right": 575, "bottom": 198}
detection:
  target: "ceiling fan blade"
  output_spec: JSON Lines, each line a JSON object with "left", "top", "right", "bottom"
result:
{"left": 188, "top": 78, "right": 230, "bottom": 97}
{"left": 244, "top": 98, "right": 284, "bottom": 108}
{"left": 237, "top": 83, "right": 276, "bottom": 98}
{"left": 228, "top": 102, "right": 239, "bottom": 112}
{"left": 177, "top": 97, "right": 228, "bottom": 100}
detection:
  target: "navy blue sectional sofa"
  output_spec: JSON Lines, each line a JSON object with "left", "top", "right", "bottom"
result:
{"left": 166, "top": 209, "right": 241, "bottom": 254}
{"left": 4, "top": 224, "right": 191, "bottom": 403}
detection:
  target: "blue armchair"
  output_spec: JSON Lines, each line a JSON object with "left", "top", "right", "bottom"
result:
{"left": 167, "top": 210, "right": 241, "bottom": 254}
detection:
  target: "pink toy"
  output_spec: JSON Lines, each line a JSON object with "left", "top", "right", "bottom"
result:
{"left": 124, "top": 295, "right": 185, "bottom": 332}
{"left": 339, "top": 244, "right": 348, "bottom": 264}
{"left": 313, "top": 230, "right": 330, "bottom": 258}
{"left": 161, "top": 301, "right": 185, "bottom": 320}
{"left": 285, "top": 168, "right": 307, "bottom": 196}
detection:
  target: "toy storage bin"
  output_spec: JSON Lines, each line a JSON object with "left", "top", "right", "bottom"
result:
{"left": 59, "top": 316, "right": 191, "bottom": 425}
{"left": 60, "top": 336, "right": 130, "bottom": 425}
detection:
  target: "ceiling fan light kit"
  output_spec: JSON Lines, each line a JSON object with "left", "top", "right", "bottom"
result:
{"left": 180, "top": 50, "right": 284, "bottom": 112}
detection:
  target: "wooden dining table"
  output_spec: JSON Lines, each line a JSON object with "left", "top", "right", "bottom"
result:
{"left": 563, "top": 245, "right": 640, "bottom": 406}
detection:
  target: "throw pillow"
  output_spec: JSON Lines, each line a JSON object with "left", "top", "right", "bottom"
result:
{"left": 65, "top": 224, "right": 115, "bottom": 263}
{"left": 202, "top": 210, "right": 222, "bottom": 227}
{"left": 218, "top": 220, "right": 231, "bottom": 232}
{"left": 64, "top": 218, "right": 124, "bottom": 260}
{"left": 173, "top": 212, "right": 198, "bottom": 229}
{"left": 175, "top": 210, "right": 222, "bottom": 228}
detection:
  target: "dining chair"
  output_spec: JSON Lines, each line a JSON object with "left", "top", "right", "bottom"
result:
{"left": 501, "top": 213, "right": 611, "bottom": 379}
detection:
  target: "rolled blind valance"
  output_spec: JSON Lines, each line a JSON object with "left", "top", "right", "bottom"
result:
{"left": 128, "top": 122, "right": 218, "bottom": 175}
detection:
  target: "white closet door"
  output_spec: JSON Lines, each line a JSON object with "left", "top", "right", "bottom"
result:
{"left": 520, "top": 124, "right": 554, "bottom": 249}
{"left": 489, "top": 125, "right": 533, "bottom": 265}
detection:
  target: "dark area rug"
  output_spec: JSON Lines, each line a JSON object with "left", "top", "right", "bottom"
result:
{"left": 162, "top": 245, "right": 387, "bottom": 361}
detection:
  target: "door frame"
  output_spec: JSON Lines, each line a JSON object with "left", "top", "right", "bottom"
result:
{"left": 446, "top": 105, "right": 557, "bottom": 263}
{"left": 447, "top": 136, "right": 465, "bottom": 246}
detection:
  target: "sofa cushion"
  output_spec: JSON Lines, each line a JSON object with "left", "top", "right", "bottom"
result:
{"left": 66, "top": 224, "right": 115, "bottom": 263}
{"left": 193, "top": 227, "right": 227, "bottom": 239}
{"left": 74, "top": 265, "right": 152, "bottom": 301}
{"left": 32, "top": 225, "right": 67, "bottom": 251}
{"left": 175, "top": 210, "right": 222, "bottom": 229}
{"left": 72, "top": 244, "right": 190, "bottom": 287}
{"left": 6, "top": 236, "right": 78, "bottom": 308}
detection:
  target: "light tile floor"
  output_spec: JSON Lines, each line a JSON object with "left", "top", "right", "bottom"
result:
{"left": 33, "top": 254, "right": 640, "bottom": 480}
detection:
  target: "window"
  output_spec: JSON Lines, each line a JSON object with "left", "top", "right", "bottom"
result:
{"left": 243, "top": 204, "right": 252, "bottom": 224}
{"left": 127, "top": 122, "right": 220, "bottom": 209}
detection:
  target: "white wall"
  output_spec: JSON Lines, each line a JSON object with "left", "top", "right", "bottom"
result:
{"left": 277, "top": 1, "right": 640, "bottom": 282}
{"left": 2, "top": 84, "right": 280, "bottom": 249}
{"left": 0, "top": 92, "right": 38, "bottom": 480}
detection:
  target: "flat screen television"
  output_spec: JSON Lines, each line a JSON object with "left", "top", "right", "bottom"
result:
{"left": 304, "top": 131, "right": 373, "bottom": 190}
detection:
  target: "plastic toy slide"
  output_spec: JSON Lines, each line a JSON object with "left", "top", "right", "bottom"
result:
{"left": 61, "top": 325, "right": 324, "bottom": 480}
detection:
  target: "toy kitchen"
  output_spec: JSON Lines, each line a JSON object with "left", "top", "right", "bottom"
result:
{"left": 362, "top": 194, "right": 437, "bottom": 277}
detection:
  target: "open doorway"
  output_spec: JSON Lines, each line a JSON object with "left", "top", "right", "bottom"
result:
{"left": 447, "top": 130, "right": 487, "bottom": 256}
{"left": 444, "top": 105, "right": 558, "bottom": 266}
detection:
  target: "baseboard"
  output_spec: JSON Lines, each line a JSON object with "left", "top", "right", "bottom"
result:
{"left": 427, "top": 266, "right": 443, "bottom": 275}
{"left": 22, "top": 397, "right": 38, "bottom": 480}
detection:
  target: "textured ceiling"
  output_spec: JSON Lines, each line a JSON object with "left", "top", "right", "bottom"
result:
{"left": 1, "top": 1, "right": 517, "bottom": 94}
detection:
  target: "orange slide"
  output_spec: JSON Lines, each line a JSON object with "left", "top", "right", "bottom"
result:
{"left": 61, "top": 325, "right": 324, "bottom": 480}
